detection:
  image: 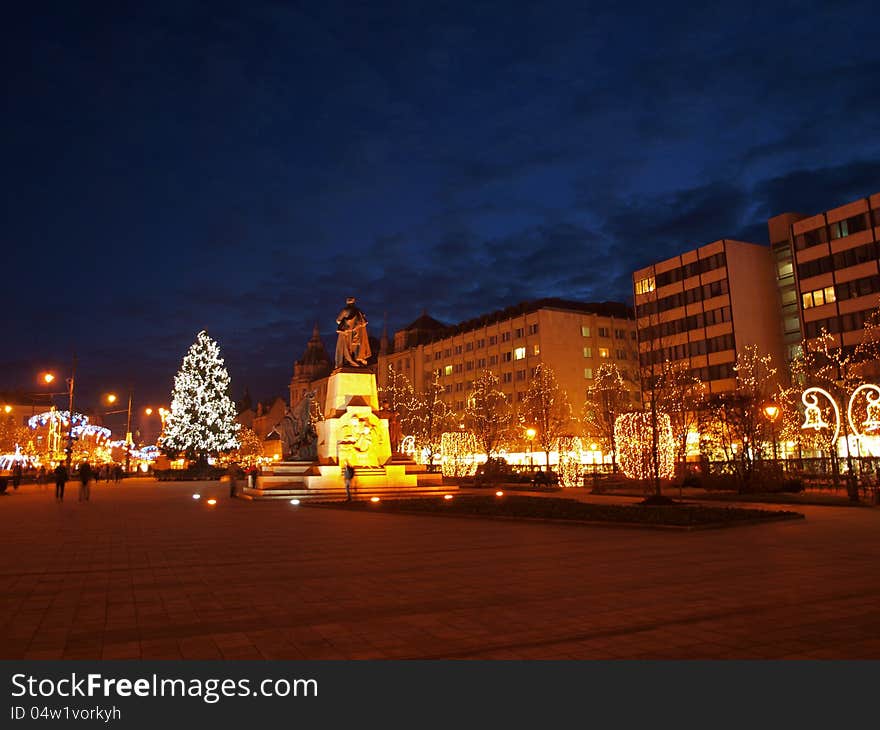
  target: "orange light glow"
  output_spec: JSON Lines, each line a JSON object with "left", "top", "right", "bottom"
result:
{"left": 370, "top": 497, "right": 380, "bottom": 503}
{"left": 444, "top": 494, "right": 453, "bottom": 500}
{"left": 192, "top": 494, "right": 201, "bottom": 500}
{"left": 145, "top": 408, "right": 153, "bottom": 416}
{"left": 206, "top": 498, "right": 217, "bottom": 506}
{"left": 495, "top": 491, "right": 504, "bottom": 497}
{"left": 42, "top": 373, "right": 55, "bottom": 384}
{"left": 106, "top": 394, "right": 118, "bottom": 404}
{"left": 3, "top": 405, "right": 11, "bottom": 414}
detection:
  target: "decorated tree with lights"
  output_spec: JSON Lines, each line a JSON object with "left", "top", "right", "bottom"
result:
{"left": 702, "top": 345, "right": 779, "bottom": 491}
{"left": 521, "top": 364, "right": 572, "bottom": 471}
{"left": 465, "top": 370, "right": 512, "bottom": 458}
{"left": 378, "top": 363, "right": 415, "bottom": 454}
{"left": 233, "top": 426, "right": 264, "bottom": 467}
{"left": 405, "top": 370, "right": 453, "bottom": 469}
{"left": 582, "top": 362, "right": 629, "bottom": 472}
{"left": 654, "top": 360, "right": 706, "bottom": 480}
{"left": 159, "top": 330, "right": 240, "bottom": 462}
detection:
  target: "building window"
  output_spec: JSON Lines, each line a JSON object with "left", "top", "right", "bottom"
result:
{"left": 488, "top": 335, "right": 498, "bottom": 345}
{"left": 635, "top": 277, "right": 656, "bottom": 295}
{"left": 434, "top": 351, "right": 442, "bottom": 361}
{"left": 516, "top": 391, "right": 526, "bottom": 402}
{"left": 477, "top": 357, "right": 486, "bottom": 368}
{"left": 584, "top": 368, "right": 593, "bottom": 379}
{"left": 502, "top": 351, "right": 512, "bottom": 362}
{"left": 614, "top": 328, "right": 626, "bottom": 339}
{"left": 444, "top": 385, "right": 452, "bottom": 394}
{"left": 444, "top": 348, "right": 452, "bottom": 357}
{"left": 465, "top": 342, "right": 473, "bottom": 352}
{"left": 454, "top": 345, "right": 462, "bottom": 355}
{"left": 513, "top": 346, "right": 526, "bottom": 360}
{"left": 802, "top": 286, "right": 836, "bottom": 309}
{"left": 501, "top": 332, "right": 511, "bottom": 342}
{"left": 476, "top": 338, "right": 485, "bottom": 349}
{"left": 444, "top": 365, "right": 453, "bottom": 376}
{"left": 455, "top": 382, "right": 463, "bottom": 392}
{"left": 466, "top": 360, "right": 474, "bottom": 371}
{"left": 489, "top": 355, "right": 498, "bottom": 366}
{"left": 528, "top": 323, "right": 539, "bottom": 335}
{"left": 616, "top": 349, "right": 627, "bottom": 360}
{"left": 532, "top": 344, "right": 540, "bottom": 356}
{"left": 583, "top": 346, "right": 592, "bottom": 358}
{"left": 514, "top": 327, "right": 524, "bottom": 339}
{"left": 599, "top": 348, "right": 610, "bottom": 358}
{"left": 516, "top": 369, "right": 526, "bottom": 381}
{"left": 454, "top": 363, "right": 463, "bottom": 374}
{"left": 598, "top": 327, "right": 610, "bottom": 338}
{"left": 502, "top": 372, "right": 513, "bottom": 383}
{"left": 581, "top": 326, "right": 591, "bottom": 337}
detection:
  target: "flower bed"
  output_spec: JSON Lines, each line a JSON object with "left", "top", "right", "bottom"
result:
{"left": 310, "top": 495, "right": 804, "bottom": 528}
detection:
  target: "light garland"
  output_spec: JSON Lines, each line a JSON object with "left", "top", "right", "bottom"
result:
{"left": 27, "top": 410, "right": 112, "bottom": 441}
{"left": 440, "top": 431, "right": 478, "bottom": 477}
{"left": 614, "top": 412, "right": 675, "bottom": 481}
{"left": 553, "top": 435, "right": 583, "bottom": 487}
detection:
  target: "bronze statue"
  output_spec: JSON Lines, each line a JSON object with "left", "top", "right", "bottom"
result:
{"left": 335, "top": 296, "right": 371, "bottom": 368}
{"left": 278, "top": 390, "right": 318, "bottom": 461}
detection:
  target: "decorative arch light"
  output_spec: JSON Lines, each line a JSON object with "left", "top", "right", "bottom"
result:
{"left": 801, "top": 387, "right": 840, "bottom": 443}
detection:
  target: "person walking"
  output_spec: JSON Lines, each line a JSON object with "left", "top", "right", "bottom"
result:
{"left": 228, "top": 463, "right": 239, "bottom": 498}
{"left": 12, "top": 462, "right": 23, "bottom": 490}
{"left": 54, "top": 464, "right": 68, "bottom": 502}
{"left": 343, "top": 462, "right": 355, "bottom": 502}
{"left": 36, "top": 465, "right": 46, "bottom": 489}
{"left": 79, "top": 461, "right": 93, "bottom": 502}
{"left": 113, "top": 464, "right": 122, "bottom": 483}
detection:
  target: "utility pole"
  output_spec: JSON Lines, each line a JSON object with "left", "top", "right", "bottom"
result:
{"left": 65, "top": 355, "right": 77, "bottom": 471}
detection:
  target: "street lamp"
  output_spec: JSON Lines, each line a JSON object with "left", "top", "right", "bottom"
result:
{"left": 41, "top": 360, "right": 76, "bottom": 470}
{"left": 105, "top": 391, "right": 133, "bottom": 473}
{"left": 526, "top": 427, "right": 536, "bottom": 469}
{"left": 763, "top": 403, "right": 779, "bottom": 462}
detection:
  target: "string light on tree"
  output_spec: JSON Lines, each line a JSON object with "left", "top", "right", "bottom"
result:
{"left": 159, "top": 330, "right": 240, "bottom": 461}
{"left": 440, "top": 431, "right": 478, "bottom": 477}
{"left": 553, "top": 435, "right": 583, "bottom": 487}
{"left": 614, "top": 412, "right": 675, "bottom": 481}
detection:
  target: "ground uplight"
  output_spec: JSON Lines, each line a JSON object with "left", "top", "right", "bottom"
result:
{"left": 495, "top": 491, "right": 504, "bottom": 497}
{"left": 370, "top": 497, "right": 380, "bottom": 503}
{"left": 444, "top": 494, "right": 453, "bottom": 500}
{"left": 192, "top": 494, "right": 201, "bottom": 500}
{"left": 290, "top": 499, "right": 300, "bottom": 505}
{"left": 206, "top": 498, "right": 217, "bottom": 506}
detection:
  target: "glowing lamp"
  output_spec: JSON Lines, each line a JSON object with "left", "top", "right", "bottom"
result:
{"left": 444, "top": 494, "right": 453, "bottom": 500}
{"left": 106, "top": 394, "right": 117, "bottom": 404}
{"left": 206, "top": 498, "right": 217, "bottom": 506}
{"left": 192, "top": 493, "right": 201, "bottom": 500}
{"left": 145, "top": 408, "right": 153, "bottom": 416}
{"left": 763, "top": 404, "right": 779, "bottom": 421}
{"left": 370, "top": 497, "right": 380, "bottom": 503}
{"left": 526, "top": 427, "right": 536, "bottom": 440}
{"left": 495, "top": 490, "right": 504, "bottom": 497}
{"left": 290, "top": 499, "right": 300, "bottom": 505}
{"left": 3, "top": 405, "right": 11, "bottom": 414}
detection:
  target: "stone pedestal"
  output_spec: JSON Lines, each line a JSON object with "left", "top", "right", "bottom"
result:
{"left": 246, "top": 367, "right": 450, "bottom": 500}
{"left": 316, "top": 368, "right": 391, "bottom": 467}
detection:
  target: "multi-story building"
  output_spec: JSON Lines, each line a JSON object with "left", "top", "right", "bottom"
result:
{"left": 769, "top": 192, "right": 880, "bottom": 351}
{"left": 632, "top": 239, "right": 785, "bottom": 394}
{"left": 377, "top": 298, "right": 641, "bottom": 417}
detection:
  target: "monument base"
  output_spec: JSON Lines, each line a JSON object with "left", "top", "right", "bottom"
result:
{"left": 243, "top": 368, "right": 449, "bottom": 501}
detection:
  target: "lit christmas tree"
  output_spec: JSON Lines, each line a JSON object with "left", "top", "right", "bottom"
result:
{"left": 159, "top": 330, "right": 240, "bottom": 461}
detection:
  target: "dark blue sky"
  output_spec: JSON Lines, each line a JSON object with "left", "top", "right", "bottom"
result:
{"left": 4, "top": 0, "right": 880, "bottom": 414}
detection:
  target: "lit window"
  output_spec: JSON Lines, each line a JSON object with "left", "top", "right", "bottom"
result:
{"left": 444, "top": 365, "right": 453, "bottom": 376}
{"left": 635, "top": 277, "right": 656, "bottom": 295}
{"left": 599, "top": 348, "right": 610, "bottom": 358}
{"left": 532, "top": 344, "right": 540, "bottom": 356}
{"left": 581, "top": 326, "right": 591, "bottom": 337}
{"left": 583, "top": 347, "right": 592, "bottom": 358}
{"left": 514, "top": 347, "right": 526, "bottom": 360}
{"left": 584, "top": 368, "right": 593, "bottom": 379}
{"left": 824, "top": 286, "right": 836, "bottom": 304}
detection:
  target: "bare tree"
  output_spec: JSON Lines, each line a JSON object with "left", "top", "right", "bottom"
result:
{"left": 582, "top": 362, "right": 630, "bottom": 472}
{"left": 465, "top": 370, "right": 512, "bottom": 459}
{"left": 521, "top": 364, "right": 572, "bottom": 470}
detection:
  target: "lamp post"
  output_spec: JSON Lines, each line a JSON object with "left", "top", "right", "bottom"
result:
{"left": 41, "top": 359, "right": 76, "bottom": 470}
{"left": 763, "top": 403, "right": 780, "bottom": 463}
{"left": 526, "top": 427, "right": 536, "bottom": 470}
{"left": 105, "top": 391, "right": 134, "bottom": 473}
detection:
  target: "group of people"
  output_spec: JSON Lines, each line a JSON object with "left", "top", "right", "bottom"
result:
{"left": 51, "top": 461, "right": 124, "bottom": 502}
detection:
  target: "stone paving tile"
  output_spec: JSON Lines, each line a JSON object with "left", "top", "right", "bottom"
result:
{"left": 2, "top": 480, "right": 880, "bottom": 659}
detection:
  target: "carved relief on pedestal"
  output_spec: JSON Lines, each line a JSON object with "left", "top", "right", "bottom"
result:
{"left": 336, "top": 410, "right": 389, "bottom": 467}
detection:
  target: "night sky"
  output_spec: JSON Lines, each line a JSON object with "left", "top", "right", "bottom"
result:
{"left": 4, "top": 1, "right": 880, "bottom": 420}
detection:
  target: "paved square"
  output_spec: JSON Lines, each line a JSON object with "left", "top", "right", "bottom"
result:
{"left": 2, "top": 479, "right": 879, "bottom": 659}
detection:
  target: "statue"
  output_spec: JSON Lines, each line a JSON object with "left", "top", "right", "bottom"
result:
{"left": 335, "top": 296, "right": 371, "bottom": 368}
{"left": 277, "top": 390, "right": 318, "bottom": 460}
